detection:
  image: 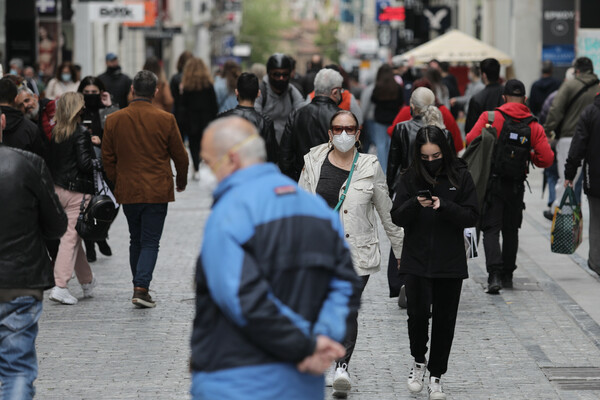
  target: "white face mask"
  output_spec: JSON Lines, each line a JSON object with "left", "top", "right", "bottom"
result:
{"left": 332, "top": 130, "right": 356, "bottom": 153}
{"left": 198, "top": 163, "right": 219, "bottom": 193}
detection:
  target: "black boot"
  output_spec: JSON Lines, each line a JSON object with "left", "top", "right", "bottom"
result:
{"left": 487, "top": 273, "right": 502, "bottom": 294}
{"left": 97, "top": 240, "right": 112, "bottom": 256}
{"left": 84, "top": 240, "right": 96, "bottom": 262}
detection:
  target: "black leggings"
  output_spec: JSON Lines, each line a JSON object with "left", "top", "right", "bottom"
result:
{"left": 405, "top": 274, "right": 462, "bottom": 378}
{"left": 188, "top": 133, "right": 202, "bottom": 171}
{"left": 337, "top": 275, "right": 370, "bottom": 367}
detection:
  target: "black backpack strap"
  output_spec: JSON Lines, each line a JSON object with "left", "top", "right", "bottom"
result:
{"left": 260, "top": 81, "right": 268, "bottom": 109}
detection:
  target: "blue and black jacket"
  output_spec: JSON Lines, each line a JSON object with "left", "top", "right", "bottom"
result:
{"left": 191, "top": 163, "right": 361, "bottom": 400}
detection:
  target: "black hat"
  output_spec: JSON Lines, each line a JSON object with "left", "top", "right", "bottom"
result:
{"left": 503, "top": 79, "right": 526, "bottom": 97}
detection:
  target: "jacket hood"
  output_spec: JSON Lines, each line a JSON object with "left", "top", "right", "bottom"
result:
{"left": 495, "top": 102, "right": 533, "bottom": 120}
{"left": 595, "top": 93, "right": 600, "bottom": 107}
{"left": 0, "top": 105, "right": 25, "bottom": 133}
{"left": 576, "top": 71, "right": 600, "bottom": 86}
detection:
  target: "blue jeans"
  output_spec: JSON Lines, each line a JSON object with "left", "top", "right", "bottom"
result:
{"left": 369, "top": 121, "right": 391, "bottom": 174}
{"left": 123, "top": 203, "right": 168, "bottom": 289}
{"left": 0, "top": 296, "right": 42, "bottom": 400}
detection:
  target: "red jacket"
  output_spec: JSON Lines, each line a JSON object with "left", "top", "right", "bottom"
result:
{"left": 387, "top": 104, "right": 464, "bottom": 153}
{"left": 466, "top": 102, "right": 554, "bottom": 169}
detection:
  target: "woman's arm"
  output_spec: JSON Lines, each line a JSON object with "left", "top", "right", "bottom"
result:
{"left": 434, "top": 170, "right": 479, "bottom": 228}
{"left": 390, "top": 172, "right": 420, "bottom": 227}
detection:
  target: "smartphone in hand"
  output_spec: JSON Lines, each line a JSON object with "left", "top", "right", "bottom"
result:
{"left": 417, "top": 189, "right": 432, "bottom": 200}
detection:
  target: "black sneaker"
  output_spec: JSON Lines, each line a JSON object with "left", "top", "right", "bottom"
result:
{"left": 97, "top": 240, "right": 112, "bottom": 256}
{"left": 132, "top": 288, "right": 156, "bottom": 308}
{"left": 487, "top": 273, "right": 502, "bottom": 294}
{"left": 543, "top": 210, "right": 553, "bottom": 221}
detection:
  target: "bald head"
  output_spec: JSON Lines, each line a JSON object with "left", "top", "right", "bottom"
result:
{"left": 201, "top": 116, "right": 267, "bottom": 181}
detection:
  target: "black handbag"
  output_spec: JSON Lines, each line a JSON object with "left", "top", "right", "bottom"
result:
{"left": 75, "top": 166, "right": 118, "bottom": 241}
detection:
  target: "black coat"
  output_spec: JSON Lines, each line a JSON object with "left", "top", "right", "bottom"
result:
{"left": 218, "top": 105, "right": 278, "bottom": 163}
{"left": 279, "top": 96, "right": 340, "bottom": 181}
{"left": 391, "top": 161, "right": 479, "bottom": 279}
{"left": 98, "top": 67, "right": 132, "bottom": 109}
{"left": 0, "top": 145, "right": 67, "bottom": 290}
{"left": 565, "top": 94, "right": 600, "bottom": 198}
{"left": 182, "top": 86, "right": 218, "bottom": 138}
{"left": 48, "top": 124, "right": 96, "bottom": 194}
{"left": 465, "top": 82, "right": 505, "bottom": 133}
{"left": 0, "top": 105, "right": 44, "bottom": 157}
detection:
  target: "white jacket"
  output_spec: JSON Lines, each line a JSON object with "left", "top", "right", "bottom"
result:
{"left": 299, "top": 143, "right": 404, "bottom": 276}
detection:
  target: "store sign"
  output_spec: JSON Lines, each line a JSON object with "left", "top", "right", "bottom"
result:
{"left": 88, "top": 3, "right": 145, "bottom": 22}
{"left": 542, "top": 0, "right": 575, "bottom": 67}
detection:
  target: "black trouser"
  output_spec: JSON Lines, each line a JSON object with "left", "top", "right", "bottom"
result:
{"left": 405, "top": 274, "right": 463, "bottom": 378}
{"left": 387, "top": 248, "right": 405, "bottom": 297}
{"left": 481, "top": 180, "right": 524, "bottom": 282}
{"left": 337, "top": 275, "right": 370, "bottom": 367}
{"left": 188, "top": 133, "right": 202, "bottom": 171}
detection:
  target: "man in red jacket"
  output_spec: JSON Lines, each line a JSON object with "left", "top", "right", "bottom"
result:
{"left": 467, "top": 79, "right": 554, "bottom": 293}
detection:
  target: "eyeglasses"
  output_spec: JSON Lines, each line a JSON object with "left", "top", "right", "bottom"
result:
{"left": 270, "top": 72, "right": 290, "bottom": 78}
{"left": 331, "top": 125, "right": 357, "bottom": 135}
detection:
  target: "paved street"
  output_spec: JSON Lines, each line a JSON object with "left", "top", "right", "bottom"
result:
{"left": 35, "top": 165, "right": 600, "bottom": 399}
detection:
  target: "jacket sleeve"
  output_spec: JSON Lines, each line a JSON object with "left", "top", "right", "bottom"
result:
{"left": 101, "top": 116, "right": 117, "bottom": 182}
{"left": 391, "top": 173, "right": 421, "bottom": 227}
{"left": 74, "top": 128, "right": 97, "bottom": 173}
{"left": 466, "top": 111, "right": 489, "bottom": 145}
{"left": 544, "top": 84, "right": 572, "bottom": 135}
{"left": 530, "top": 123, "right": 554, "bottom": 169}
{"left": 435, "top": 169, "right": 479, "bottom": 228}
{"left": 387, "top": 126, "right": 403, "bottom": 192}
{"left": 278, "top": 112, "right": 297, "bottom": 180}
{"left": 35, "top": 156, "right": 67, "bottom": 239}
{"left": 464, "top": 96, "right": 481, "bottom": 133}
{"left": 565, "top": 107, "right": 592, "bottom": 180}
{"left": 372, "top": 161, "right": 404, "bottom": 258}
{"left": 200, "top": 208, "right": 317, "bottom": 362}
{"left": 441, "top": 107, "right": 464, "bottom": 152}
{"left": 167, "top": 115, "right": 189, "bottom": 190}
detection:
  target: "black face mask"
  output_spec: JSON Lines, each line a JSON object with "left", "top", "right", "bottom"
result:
{"left": 107, "top": 66, "right": 120, "bottom": 74}
{"left": 84, "top": 94, "right": 102, "bottom": 109}
{"left": 269, "top": 77, "right": 289, "bottom": 93}
{"left": 422, "top": 158, "right": 443, "bottom": 176}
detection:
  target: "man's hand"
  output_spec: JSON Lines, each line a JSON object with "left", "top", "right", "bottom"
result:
{"left": 101, "top": 91, "right": 112, "bottom": 107}
{"left": 564, "top": 179, "right": 573, "bottom": 188}
{"left": 297, "top": 335, "right": 345, "bottom": 375}
{"left": 397, "top": 259, "right": 401, "bottom": 270}
{"left": 91, "top": 135, "right": 101, "bottom": 145}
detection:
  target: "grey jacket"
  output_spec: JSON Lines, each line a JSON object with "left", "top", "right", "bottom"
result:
{"left": 545, "top": 71, "right": 600, "bottom": 138}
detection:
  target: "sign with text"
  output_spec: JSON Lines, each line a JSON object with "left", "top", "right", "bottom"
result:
{"left": 542, "top": 0, "right": 575, "bottom": 67}
{"left": 88, "top": 2, "right": 145, "bottom": 22}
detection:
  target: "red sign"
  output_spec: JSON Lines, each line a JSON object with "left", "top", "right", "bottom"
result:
{"left": 379, "top": 6, "right": 405, "bottom": 21}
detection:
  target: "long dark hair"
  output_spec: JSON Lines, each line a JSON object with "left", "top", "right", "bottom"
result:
{"left": 77, "top": 76, "right": 106, "bottom": 93}
{"left": 372, "top": 64, "right": 401, "bottom": 101}
{"left": 412, "top": 125, "right": 460, "bottom": 188}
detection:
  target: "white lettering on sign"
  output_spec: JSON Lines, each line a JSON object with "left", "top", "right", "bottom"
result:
{"left": 89, "top": 3, "right": 145, "bottom": 22}
{"left": 544, "top": 11, "right": 574, "bottom": 20}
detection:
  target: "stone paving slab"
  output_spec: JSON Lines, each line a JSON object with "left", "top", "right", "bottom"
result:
{"left": 33, "top": 168, "right": 600, "bottom": 399}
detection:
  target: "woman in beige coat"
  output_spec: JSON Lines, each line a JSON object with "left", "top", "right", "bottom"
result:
{"left": 299, "top": 109, "right": 403, "bottom": 398}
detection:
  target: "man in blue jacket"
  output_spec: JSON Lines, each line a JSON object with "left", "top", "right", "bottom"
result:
{"left": 190, "top": 116, "right": 361, "bottom": 400}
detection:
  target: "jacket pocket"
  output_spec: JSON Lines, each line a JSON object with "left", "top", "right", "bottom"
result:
{"left": 349, "top": 181, "right": 374, "bottom": 205}
{"left": 347, "top": 231, "right": 380, "bottom": 271}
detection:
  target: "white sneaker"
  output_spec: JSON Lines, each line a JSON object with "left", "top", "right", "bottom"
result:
{"left": 407, "top": 360, "right": 427, "bottom": 393}
{"left": 332, "top": 363, "right": 351, "bottom": 398}
{"left": 49, "top": 286, "right": 78, "bottom": 305}
{"left": 81, "top": 275, "right": 97, "bottom": 298}
{"left": 192, "top": 171, "right": 200, "bottom": 181}
{"left": 428, "top": 376, "right": 446, "bottom": 400}
{"left": 325, "top": 362, "right": 335, "bottom": 387}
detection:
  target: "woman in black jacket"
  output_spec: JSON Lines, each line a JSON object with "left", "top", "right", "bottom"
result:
{"left": 391, "top": 126, "right": 478, "bottom": 399}
{"left": 181, "top": 57, "right": 218, "bottom": 180}
{"left": 77, "top": 75, "right": 119, "bottom": 262}
{"left": 47, "top": 92, "right": 97, "bottom": 305}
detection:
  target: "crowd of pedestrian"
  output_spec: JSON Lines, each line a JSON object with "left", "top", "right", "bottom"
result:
{"left": 1, "top": 48, "right": 598, "bottom": 400}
